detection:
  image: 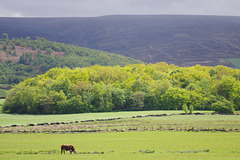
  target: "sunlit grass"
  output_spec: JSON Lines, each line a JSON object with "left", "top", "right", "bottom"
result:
{"left": 0, "top": 131, "right": 239, "bottom": 160}
{"left": 0, "top": 89, "right": 7, "bottom": 97}
{"left": 0, "top": 99, "right": 5, "bottom": 104}
{"left": 0, "top": 99, "right": 4, "bottom": 113}
{"left": 2, "top": 110, "right": 240, "bottom": 134}
{"left": 0, "top": 110, "right": 188, "bottom": 127}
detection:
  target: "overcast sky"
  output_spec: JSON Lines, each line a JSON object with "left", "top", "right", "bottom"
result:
{"left": 0, "top": 0, "right": 240, "bottom": 17}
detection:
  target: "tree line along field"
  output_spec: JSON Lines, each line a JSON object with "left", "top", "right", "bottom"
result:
{"left": 3, "top": 62, "right": 240, "bottom": 114}
{"left": 0, "top": 131, "right": 239, "bottom": 160}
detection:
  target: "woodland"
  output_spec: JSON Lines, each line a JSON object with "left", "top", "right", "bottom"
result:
{"left": 3, "top": 62, "right": 239, "bottom": 114}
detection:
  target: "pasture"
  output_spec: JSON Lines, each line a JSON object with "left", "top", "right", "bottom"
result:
{"left": 0, "top": 99, "right": 4, "bottom": 105}
{"left": 0, "top": 88, "right": 6, "bottom": 98}
{"left": 0, "top": 99, "right": 4, "bottom": 113}
{"left": 226, "top": 58, "right": 240, "bottom": 69}
{"left": 0, "top": 110, "right": 240, "bottom": 159}
{"left": 1, "top": 113, "right": 240, "bottom": 134}
{"left": 1, "top": 110, "right": 240, "bottom": 133}
{"left": 0, "top": 131, "right": 239, "bottom": 160}
{"left": 0, "top": 110, "right": 187, "bottom": 127}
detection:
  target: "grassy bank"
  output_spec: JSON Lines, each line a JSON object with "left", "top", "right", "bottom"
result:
{"left": 1, "top": 110, "right": 240, "bottom": 134}
{"left": 0, "top": 131, "right": 239, "bottom": 160}
{"left": 0, "top": 89, "right": 6, "bottom": 98}
{"left": 0, "top": 110, "right": 188, "bottom": 127}
{"left": 0, "top": 99, "right": 5, "bottom": 114}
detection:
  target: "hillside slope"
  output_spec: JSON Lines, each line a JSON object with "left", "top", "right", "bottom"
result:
{"left": 0, "top": 37, "right": 142, "bottom": 84}
{"left": 0, "top": 15, "right": 240, "bottom": 66}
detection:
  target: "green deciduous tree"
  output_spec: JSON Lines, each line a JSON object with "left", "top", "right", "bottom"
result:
{"left": 112, "top": 88, "right": 126, "bottom": 110}
{"left": 131, "top": 91, "right": 145, "bottom": 110}
{"left": 182, "top": 103, "right": 188, "bottom": 114}
{"left": 162, "top": 88, "right": 190, "bottom": 110}
{"left": 211, "top": 100, "right": 234, "bottom": 114}
{"left": 189, "top": 105, "right": 194, "bottom": 114}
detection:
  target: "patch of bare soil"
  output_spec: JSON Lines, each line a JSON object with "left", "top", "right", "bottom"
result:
{"left": 0, "top": 45, "right": 64, "bottom": 62}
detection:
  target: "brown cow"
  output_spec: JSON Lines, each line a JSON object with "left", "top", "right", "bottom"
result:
{"left": 61, "top": 144, "right": 77, "bottom": 154}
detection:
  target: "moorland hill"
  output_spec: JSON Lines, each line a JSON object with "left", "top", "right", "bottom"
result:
{"left": 1, "top": 15, "right": 240, "bottom": 66}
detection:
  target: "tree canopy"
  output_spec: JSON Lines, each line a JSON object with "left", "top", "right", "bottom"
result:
{"left": 3, "top": 63, "right": 239, "bottom": 114}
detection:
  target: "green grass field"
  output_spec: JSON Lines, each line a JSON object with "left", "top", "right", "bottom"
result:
{"left": 1, "top": 110, "right": 240, "bottom": 132}
{"left": 1, "top": 113, "right": 240, "bottom": 134}
{"left": 0, "top": 131, "right": 239, "bottom": 160}
{"left": 0, "top": 110, "right": 189, "bottom": 127}
{"left": 0, "top": 99, "right": 5, "bottom": 105}
{"left": 226, "top": 58, "right": 240, "bottom": 68}
{"left": 0, "top": 89, "right": 7, "bottom": 98}
{"left": 0, "top": 99, "right": 5, "bottom": 114}
{"left": 1, "top": 111, "right": 240, "bottom": 159}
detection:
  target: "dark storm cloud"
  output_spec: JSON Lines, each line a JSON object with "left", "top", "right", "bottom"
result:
{"left": 0, "top": 0, "right": 240, "bottom": 17}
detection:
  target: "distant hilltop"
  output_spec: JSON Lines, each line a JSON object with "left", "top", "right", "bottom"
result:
{"left": 1, "top": 15, "right": 240, "bottom": 67}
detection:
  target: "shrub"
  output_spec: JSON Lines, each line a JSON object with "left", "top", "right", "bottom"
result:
{"left": 182, "top": 103, "right": 188, "bottom": 114}
{"left": 211, "top": 101, "right": 234, "bottom": 114}
{"left": 189, "top": 105, "right": 194, "bottom": 114}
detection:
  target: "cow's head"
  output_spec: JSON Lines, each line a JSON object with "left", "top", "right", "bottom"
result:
{"left": 74, "top": 150, "right": 77, "bottom": 154}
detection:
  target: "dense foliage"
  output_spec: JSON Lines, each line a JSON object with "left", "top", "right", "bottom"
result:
{"left": 0, "top": 35, "right": 142, "bottom": 84}
{"left": 3, "top": 63, "right": 239, "bottom": 114}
